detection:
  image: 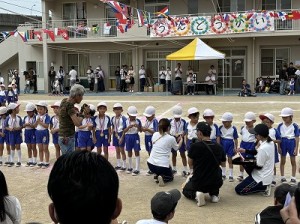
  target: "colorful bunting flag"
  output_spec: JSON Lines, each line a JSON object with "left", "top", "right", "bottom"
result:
{"left": 103, "top": 22, "right": 112, "bottom": 35}
{"left": 43, "top": 29, "right": 55, "bottom": 41}
{"left": 292, "top": 11, "right": 300, "bottom": 20}
{"left": 156, "top": 7, "right": 169, "bottom": 18}
{"left": 18, "top": 31, "right": 27, "bottom": 42}
{"left": 137, "top": 9, "right": 145, "bottom": 27}
{"left": 33, "top": 31, "right": 43, "bottom": 41}
{"left": 58, "top": 29, "right": 69, "bottom": 40}
{"left": 278, "top": 11, "right": 287, "bottom": 21}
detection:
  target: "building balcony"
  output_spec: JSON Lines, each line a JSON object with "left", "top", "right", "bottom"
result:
{"left": 17, "top": 10, "right": 300, "bottom": 43}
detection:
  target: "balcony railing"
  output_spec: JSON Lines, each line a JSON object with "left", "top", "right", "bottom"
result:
{"left": 17, "top": 10, "right": 300, "bottom": 42}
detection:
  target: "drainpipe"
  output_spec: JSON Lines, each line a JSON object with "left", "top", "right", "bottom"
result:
{"left": 252, "top": 37, "right": 255, "bottom": 90}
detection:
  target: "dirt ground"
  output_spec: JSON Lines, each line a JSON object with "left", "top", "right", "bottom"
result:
{"left": 1, "top": 94, "right": 300, "bottom": 224}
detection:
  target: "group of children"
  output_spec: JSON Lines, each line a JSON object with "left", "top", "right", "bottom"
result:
{"left": 0, "top": 83, "right": 18, "bottom": 106}
{"left": 0, "top": 100, "right": 298, "bottom": 185}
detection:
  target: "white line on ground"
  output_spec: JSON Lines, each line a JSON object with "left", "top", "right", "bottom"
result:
{"left": 157, "top": 103, "right": 181, "bottom": 118}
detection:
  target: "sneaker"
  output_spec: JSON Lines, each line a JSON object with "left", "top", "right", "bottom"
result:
{"left": 182, "top": 171, "right": 187, "bottom": 177}
{"left": 115, "top": 166, "right": 121, "bottom": 170}
{"left": 195, "top": 192, "right": 206, "bottom": 207}
{"left": 25, "top": 162, "right": 32, "bottom": 167}
{"left": 271, "top": 181, "right": 276, "bottom": 187}
{"left": 281, "top": 178, "right": 287, "bottom": 183}
{"left": 8, "top": 162, "right": 14, "bottom": 167}
{"left": 4, "top": 161, "right": 9, "bottom": 166}
{"left": 120, "top": 167, "right": 126, "bottom": 171}
{"left": 16, "top": 162, "right": 21, "bottom": 167}
{"left": 229, "top": 176, "right": 234, "bottom": 182}
{"left": 237, "top": 175, "right": 244, "bottom": 182}
{"left": 43, "top": 163, "right": 50, "bottom": 169}
{"left": 222, "top": 175, "right": 226, "bottom": 181}
{"left": 154, "top": 175, "right": 158, "bottom": 180}
{"left": 30, "top": 162, "right": 37, "bottom": 167}
{"left": 0, "top": 161, "right": 2, "bottom": 166}
{"left": 37, "top": 163, "right": 43, "bottom": 168}
{"left": 132, "top": 170, "right": 140, "bottom": 176}
{"left": 146, "top": 170, "right": 154, "bottom": 176}
{"left": 172, "top": 169, "right": 177, "bottom": 174}
{"left": 291, "top": 179, "right": 297, "bottom": 185}
{"left": 263, "top": 185, "right": 271, "bottom": 197}
{"left": 126, "top": 168, "right": 133, "bottom": 174}
{"left": 158, "top": 175, "right": 165, "bottom": 187}
{"left": 211, "top": 195, "right": 220, "bottom": 203}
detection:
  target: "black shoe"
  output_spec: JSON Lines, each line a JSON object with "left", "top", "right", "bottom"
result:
{"left": 0, "top": 161, "right": 2, "bottom": 166}
{"left": 30, "top": 162, "right": 37, "bottom": 167}
{"left": 172, "top": 169, "right": 177, "bottom": 174}
{"left": 43, "top": 163, "right": 50, "bottom": 169}
{"left": 8, "top": 162, "right": 14, "bottom": 167}
{"left": 37, "top": 163, "right": 43, "bottom": 168}
{"left": 115, "top": 166, "right": 121, "bottom": 170}
{"left": 25, "top": 162, "right": 32, "bottom": 167}
{"left": 4, "top": 161, "right": 9, "bottom": 166}
{"left": 16, "top": 162, "right": 21, "bottom": 167}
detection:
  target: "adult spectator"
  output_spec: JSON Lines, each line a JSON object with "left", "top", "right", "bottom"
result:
{"left": 30, "top": 68, "right": 38, "bottom": 94}
{"left": 287, "top": 62, "right": 297, "bottom": 79}
{"left": 120, "top": 65, "right": 127, "bottom": 92}
{"left": 208, "top": 65, "right": 217, "bottom": 76}
{"left": 147, "top": 118, "right": 179, "bottom": 187}
{"left": 174, "top": 63, "right": 183, "bottom": 80}
{"left": 139, "top": 65, "right": 146, "bottom": 92}
{"left": 97, "top": 66, "right": 105, "bottom": 92}
{"left": 58, "top": 84, "right": 88, "bottom": 154}
{"left": 57, "top": 66, "right": 65, "bottom": 93}
{"left": 48, "top": 150, "right": 122, "bottom": 224}
{"left": 166, "top": 67, "right": 172, "bottom": 92}
{"left": 68, "top": 66, "right": 77, "bottom": 88}
{"left": 48, "top": 66, "right": 56, "bottom": 93}
{"left": 239, "top": 79, "right": 252, "bottom": 97}
{"left": 159, "top": 66, "right": 166, "bottom": 86}
{"left": 127, "top": 65, "right": 135, "bottom": 92}
{"left": 13, "top": 70, "right": 20, "bottom": 94}
{"left": 0, "top": 170, "right": 21, "bottom": 224}
{"left": 235, "top": 124, "right": 275, "bottom": 196}
{"left": 115, "top": 66, "right": 121, "bottom": 91}
{"left": 86, "top": 66, "right": 94, "bottom": 92}
{"left": 279, "top": 64, "right": 288, "bottom": 95}
{"left": 255, "top": 183, "right": 291, "bottom": 224}
{"left": 182, "top": 122, "right": 225, "bottom": 207}
{"left": 136, "top": 189, "right": 181, "bottom": 224}
{"left": 205, "top": 71, "right": 216, "bottom": 95}
{"left": 186, "top": 66, "right": 194, "bottom": 77}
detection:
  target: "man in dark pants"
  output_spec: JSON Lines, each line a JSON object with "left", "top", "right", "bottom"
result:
{"left": 182, "top": 122, "right": 226, "bottom": 207}
{"left": 287, "top": 62, "right": 297, "bottom": 79}
{"left": 279, "top": 64, "right": 288, "bottom": 95}
{"left": 31, "top": 68, "right": 38, "bottom": 93}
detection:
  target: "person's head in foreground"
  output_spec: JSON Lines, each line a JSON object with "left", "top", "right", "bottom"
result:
{"left": 138, "top": 189, "right": 181, "bottom": 223}
{"left": 69, "top": 84, "right": 85, "bottom": 104}
{"left": 48, "top": 150, "right": 122, "bottom": 224}
{"left": 0, "top": 170, "right": 8, "bottom": 222}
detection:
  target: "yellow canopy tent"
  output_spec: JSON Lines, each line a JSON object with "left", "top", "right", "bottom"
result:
{"left": 166, "top": 38, "right": 226, "bottom": 95}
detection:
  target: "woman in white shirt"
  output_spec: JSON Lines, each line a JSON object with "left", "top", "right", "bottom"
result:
{"left": 235, "top": 124, "right": 275, "bottom": 196}
{"left": 159, "top": 66, "right": 166, "bottom": 86}
{"left": 0, "top": 171, "right": 21, "bottom": 224}
{"left": 174, "top": 63, "right": 183, "bottom": 81}
{"left": 166, "top": 67, "right": 172, "bottom": 92}
{"left": 147, "top": 118, "right": 179, "bottom": 187}
{"left": 127, "top": 66, "right": 135, "bottom": 92}
{"left": 139, "top": 65, "right": 146, "bottom": 92}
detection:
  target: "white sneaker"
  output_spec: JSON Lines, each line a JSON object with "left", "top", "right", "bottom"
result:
{"left": 211, "top": 195, "right": 220, "bottom": 203}
{"left": 158, "top": 175, "right": 165, "bottom": 187}
{"left": 195, "top": 191, "right": 206, "bottom": 207}
{"left": 263, "top": 185, "right": 271, "bottom": 197}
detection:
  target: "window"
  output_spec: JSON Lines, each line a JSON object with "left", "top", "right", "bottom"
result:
{"left": 217, "top": 0, "right": 245, "bottom": 12}
{"left": 67, "top": 54, "right": 89, "bottom": 77}
{"left": 262, "top": 0, "right": 291, "bottom": 10}
{"left": 108, "top": 52, "right": 132, "bottom": 77}
{"left": 188, "top": 0, "right": 198, "bottom": 15}
{"left": 146, "top": 51, "right": 171, "bottom": 83}
{"left": 260, "top": 48, "right": 289, "bottom": 76}
{"left": 145, "top": 0, "right": 170, "bottom": 14}
{"left": 63, "top": 2, "right": 86, "bottom": 20}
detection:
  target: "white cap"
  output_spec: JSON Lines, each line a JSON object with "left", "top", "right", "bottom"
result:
{"left": 7, "top": 84, "right": 12, "bottom": 88}
{"left": 51, "top": 101, "right": 61, "bottom": 108}
{"left": 97, "top": 102, "right": 107, "bottom": 108}
{"left": 74, "top": 104, "right": 81, "bottom": 111}
{"left": 173, "top": 105, "right": 183, "bottom": 118}
{"left": 128, "top": 106, "right": 138, "bottom": 116}
{"left": 113, "top": 103, "right": 123, "bottom": 108}
{"left": 36, "top": 101, "right": 48, "bottom": 107}
{"left": 7, "top": 103, "right": 20, "bottom": 110}
{"left": 24, "top": 103, "right": 36, "bottom": 112}
{"left": 279, "top": 107, "right": 293, "bottom": 117}
{"left": 0, "top": 84, "right": 5, "bottom": 87}
{"left": 96, "top": 67, "right": 100, "bottom": 70}
{"left": 188, "top": 107, "right": 199, "bottom": 115}
{"left": 87, "top": 70, "right": 91, "bottom": 74}
{"left": 143, "top": 106, "right": 156, "bottom": 117}
{"left": 203, "top": 109, "right": 215, "bottom": 117}
{"left": 220, "top": 112, "right": 233, "bottom": 122}
{"left": 89, "top": 104, "right": 96, "bottom": 111}
{"left": 259, "top": 113, "right": 275, "bottom": 123}
{"left": 0, "top": 106, "right": 7, "bottom": 115}
{"left": 243, "top": 112, "right": 256, "bottom": 122}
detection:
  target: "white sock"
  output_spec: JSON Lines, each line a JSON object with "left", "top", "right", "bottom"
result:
{"left": 136, "top": 156, "right": 140, "bottom": 171}
{"left": 128, "top": 157, "right": 132, "bottom": 169}
{"left": 240, "top": 172, "right": 244, "bottom": 177}
{"left": 28, "top": 157, "right": 32, "bottom": 163}
{"left": 117, "top": 159, "right": 121, "bottom": 167}
{"left": 190, "top": 168, "right": 193, "bottom": 173}
{"left": 11, "top": 150, "right": 15, "bottom": 162}
{"left": 17, "top": 150, "right": 21, "bottom": 162}
{"left": 33, "top": 157, "right": 37, "bottom": 163}
{"left": 122, "top": 160, "right": 126, "bottom": 168}
{"left": 281, "top": 176, "right": 286, "bottom": 179}
{"left": 273, "top": 175, "right": 276, "bottom": 181}
{"left": 229, "top": 169, "right": 233, "bottom": 177}
{"left": 173, "top": 166, "right": 177, "bottom": 171}
{"left": 291, "top": 176, "right": 296, "bottom": 180}
{"left": 183, "top": 166, "right": 188, "bottom": 172}
{"left": 222, "top": 167, "right": 226, "bottom": 176}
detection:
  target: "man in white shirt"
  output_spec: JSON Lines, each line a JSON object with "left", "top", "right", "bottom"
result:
{"left": 139, "top": 65, "right": 146, "bottom": 92}
{"left": 69, "top": 66, "right": 77, "bottom": 87}
{"left": 205, "top": 72, "right": 216, "bottom": 95}
{"left": 136, "top": 189, "right": 181, "bottom": 224}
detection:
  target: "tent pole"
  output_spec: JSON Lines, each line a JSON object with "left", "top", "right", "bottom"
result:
{"left": 223, "top": 59, "right": 225, "bottom": 96}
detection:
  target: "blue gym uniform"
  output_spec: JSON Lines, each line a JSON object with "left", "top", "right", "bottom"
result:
{"left": 219, "top": 125, "right": 239, "bottom": 157}
{"left": 94, "top": 115, "right": 111, "bottom": 148}
{"left": 144, "top": 118, "right": 158, "bottom": 153}
{"left": 5, "top": 115, "right": 23, "bottom": 146}
{"left": 6, "top": 90, "right": 15, "bottom": 104}
{"left": 77, "top": 117, "right": 94, "bottom": 148}
{"left": 277, "top": 122, "right": 299, "bottom": 156}
{"left": 269, "top": 127, "right": 281, "bottom": 163}
{"left": 185, "top": 121, "right": 197, "bottom": 151}
{"left": 125, "top": 119, "right": 142, "bottom": 151}
{"left": 111, "top": 115, "right": 127, "bottom": 147}
{"left": 0, "top": 90, "right": 6, "bottom": 105}
{"left": 23, "top": 115, "right": 36, "bottom": 144}
{"left": 240, "top": 126, "right": 256, "bottom": 159}
{"left": 0, "top": 117, "right": 8, "bottom": 144}
{"left": 210, "top": 123, "right": 221, "bottom": 143}
{"left": 169, "top": 118, "right": 186, "bottom": 153}
{"left": 35, "top": 114, "right": 50, "bottom": 144}
{"left": 50, "top": 115, "right": 59, "bottom": 144}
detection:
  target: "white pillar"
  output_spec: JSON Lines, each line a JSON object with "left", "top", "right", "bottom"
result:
{"left": 42, "top": 0, "right": 49, "bottom": 93}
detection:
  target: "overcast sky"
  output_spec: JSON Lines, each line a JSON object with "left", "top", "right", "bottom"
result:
{"left": 0, "top": 0, "right": 42, "bottom": 16}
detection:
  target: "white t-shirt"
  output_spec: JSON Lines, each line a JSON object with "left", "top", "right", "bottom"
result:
{"left": 166, "top": 70, "right": 172, "bottom": 81}
{"left": 0, "top": 195, "right": 21, "bottom": 224}
{"left": 147, "top": 132, "right": 178, "bottom": 168}
{"left": 69, "top": 69, "right": 77, "bottom": 81}
{"left": 205, "top": 74, "right": 216, "bottom": 85}
{"left": 136, "top": 219, "right": 166, "bottom": 224}
{"left": 159, "top": 70, "right": 166, "bottom": 80}
{"left": 139, "top": 69, "right": 146, "bottom": 79}
{"left": 174, "top": 67, "right": 182, "bottom": 78}
{"left": 252, "top": 140, "right": 275, "bottom": 185}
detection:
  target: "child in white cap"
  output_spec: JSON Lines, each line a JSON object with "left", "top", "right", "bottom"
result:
{"left": 111, "top": 103, "right": 127, "bottom": 171}
{"left": 122, "top": 106, "right": 142, "bottom": 176}
{"left": 203, "top": 109, "right": 220, "bottom": 144}
{"left": 169, "top": 105, "right": 187, "bottom": 176}
{"left": 6, "top": 84, "right": 15, "bottom": 105}
{"left": 0, "top": 84, "right": 6, "bottom": 106}
{"left": 142, "top": 106, "right": 159, "bottom": 175}
{"left": 23, "top": 103, "right": 37, "bottom": 167}
{"left": 50, "top": 101, "right": 61, "bottom": 159}
{"left": 237, "top": 112, "right": 256, "bottom": 182}
{"left": 259, "top": 113, "right": 281, "bottom": 186}
{"left": 0, "top": 106, "right": 9, "bottom": 166}
{"left": 93, "top": 102, "right": 111, "bottom": 159}
{"left": 185, "top": 107, "right": 199, "bottom": 151}
{"left": 277, "top": 107, "right": 299, "bottom": 184}
{"left": 219, "top": 112, "right": 238, "bottom": 182}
